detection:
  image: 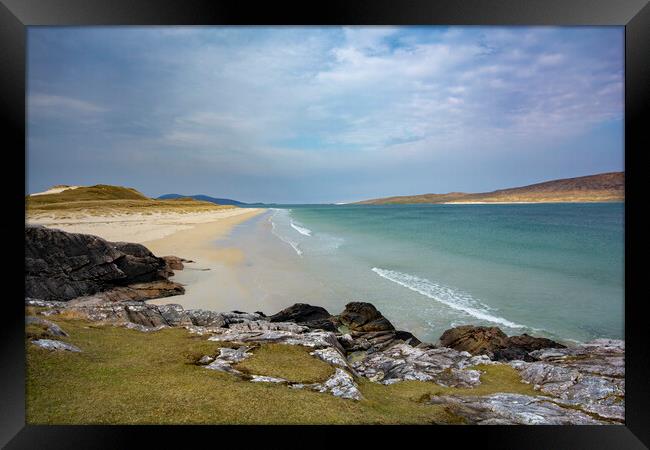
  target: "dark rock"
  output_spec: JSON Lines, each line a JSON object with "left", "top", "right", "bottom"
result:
{"left": 269, "top": 303, "right": 336, "bottom": 331}
{"left": 162, "top": 255, "right": 186, "bottom": 271}
{"left": 439, "top": 325, "right": 508, "bottom": 356}
{"left": 338, "top": 302, "right": 395, "bottom": 332}
{"left": 25, "top": 225, "right": 184, "bottom": 302}
{"left": 439, "top": 325, "right": 564, "bottom": 361}
{"left": 505, "top": 333, "right": 566, "bottom": 352}
{"left": 492, "top": 347, "right": 537, "bottom": 362}
{"left": 301, "top": 319, "right": 338, "bottom": 332}
{"left": 394, "top": 330, "right": 422, "bottom": 347}
{"left": 269, "top": 303, "right": 331, "bottom": 322}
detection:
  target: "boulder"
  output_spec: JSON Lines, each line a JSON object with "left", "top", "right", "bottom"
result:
{"left": 438, "top": 325, "right": 564, "bottom": 360}
{"left": 25, "top": 226, "right": 184, "bottom": 302}
{"left": 337, "top": 302, "right": 395, "bottom": 332}
{"left": 269, "top": 303, "right": 336, "bottom": 331}
{"left": 439, "top": 325, "right": 508, "bottom": 355}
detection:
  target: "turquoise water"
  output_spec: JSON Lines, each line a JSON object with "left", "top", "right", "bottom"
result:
{"left": 259, "top": 203, "right": 624, "bottom": 343}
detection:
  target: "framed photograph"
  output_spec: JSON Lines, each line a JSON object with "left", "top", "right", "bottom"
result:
{"left": 3, "top": 0, "right": 648, "bottom": 447}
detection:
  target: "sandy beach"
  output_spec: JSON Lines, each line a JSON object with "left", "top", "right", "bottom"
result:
{"left": 28, "top": 208, "right": 266, "bottom": 310}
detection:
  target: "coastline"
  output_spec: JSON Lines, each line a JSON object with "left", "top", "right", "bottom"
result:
{"left": 28, "top": 207, "right": 266, "bottom": 311}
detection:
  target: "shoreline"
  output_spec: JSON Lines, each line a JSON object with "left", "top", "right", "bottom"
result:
{"left": 28, "top": 207, "right": 267, "bottom": 311}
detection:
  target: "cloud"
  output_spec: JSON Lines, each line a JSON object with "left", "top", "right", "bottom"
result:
{"left": 29, "top": 94, "right": 107, "bottom": 114}
{"left": 27, "top": 26, "right": 624, "bottom": 201}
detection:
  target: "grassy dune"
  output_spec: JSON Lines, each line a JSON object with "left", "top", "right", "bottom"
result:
{"left": 26, "top": 312, "right": 538, "bottom": 425}
{"left": 26, "top": 184, "right": 235, "bottom": 217}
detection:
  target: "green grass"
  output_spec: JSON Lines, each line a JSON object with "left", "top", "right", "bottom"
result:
{"left": 26, "top": 315, "right": 538, "bottom": 424}
{"left": 26, "top": 184, "right": 234, "bottom": 217}
{"left": 234, "top": 344, "right": 334, "bottom": 383}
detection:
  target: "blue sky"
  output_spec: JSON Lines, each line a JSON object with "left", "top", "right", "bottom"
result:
{"left": 27, "top": 26, "right": 624, "bottom": 203}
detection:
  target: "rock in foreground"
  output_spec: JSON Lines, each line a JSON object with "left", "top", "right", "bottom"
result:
{"left": 428, "top": 393, "right": 611, "bottom": 425}
{"left": 25, "top": 225, "right": 185, "bottom": 302}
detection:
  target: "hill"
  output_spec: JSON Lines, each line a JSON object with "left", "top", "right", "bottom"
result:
{"left": 26, "top": 184, "right": 236, "bottom": 217}
{"left": 355, "top": 172, "right": 624, "bottom": 205}
{"left": 158, "top": 193, "right": 247, "bottom": 206}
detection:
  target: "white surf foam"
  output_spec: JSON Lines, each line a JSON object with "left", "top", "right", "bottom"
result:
{"left": 290, "top": 221, "right": 312, "bottom": 236}
{"left": 268, "top": 210, "right": 302, "bottom": 256}
{"left": 371, "top": 267, "right": 525, "bottom": 329}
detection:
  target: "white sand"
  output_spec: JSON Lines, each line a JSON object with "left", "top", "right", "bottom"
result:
{"left": 27, "top": 208, "right": 262, "bottom": 243}
{"left": 28, "top": 207, "right": 267, "bottom": 311}
{"left": 30, "top": 185, "right": 81, "bottom": 196}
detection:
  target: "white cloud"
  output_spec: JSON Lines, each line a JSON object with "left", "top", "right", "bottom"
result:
{"left": 29, "top": 94, "right": 107, "bottom": 113}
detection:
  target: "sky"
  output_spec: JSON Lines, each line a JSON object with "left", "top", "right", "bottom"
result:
{"left": 27, "top": 26, "right": 624, "bottom": 204}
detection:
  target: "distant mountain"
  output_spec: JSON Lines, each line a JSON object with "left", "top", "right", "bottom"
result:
{"left": 157, "top": 194, "right": 248, "bottom": 206}
{"left": 355, "top": 172, "right": 624, "bottom": 205}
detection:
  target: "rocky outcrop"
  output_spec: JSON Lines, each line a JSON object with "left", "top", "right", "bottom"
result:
{"left": 25, "top": 297, "right": 625, "bottom": 419}
{"left": 337, "top": 302, "right": 395, "bottom": 332}
{"left": 428, "top": 393, "right": 611, "bottom": 425}
{"left": 269, "top": 303, "right": 336, "bottom": 331}
{"left": 25, "top": 225, "right": 184, "bottom": 302}
{"left": 439, "top": 325, "right": 564, "bottom": 361}
{"left": 351, "top": 343, "right": 490, "bottom": 387}
{"left": 510, "top": 339, "right": 624, "bottom": 422}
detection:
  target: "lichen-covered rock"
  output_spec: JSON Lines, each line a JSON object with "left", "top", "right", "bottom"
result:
{"left": 121, "top": 322, "right": 168, "bottom": 333}
{"left": 186, "top": 309, "right": 264, "bottom": 328}
{"left": 204, "top": 346, "right": 252, "bottom": 376}
{"left": 32, "top": 339, "right": 81, "bottom": 352}
{"left": 229, "top": 320, "right": 307, "bottom": 333}
{"left": 337, "top": 302, "right": 395, "bottom": 332}
{"left": 352, "top": 343, "right": 484, "bottom": 387}
{"left": 250, "top": 375, "right": 287, "bottom": 384}
{"left": 156, "top": 304, "right": 193, "bottom": 327}
{"left": 207, "top": 322, "right": 343, "bottom": 352}
{"left": 510, "top": 339, "right": 625, "bottom": 421}
{"left": 428, "top": 393, "right": 611, "bottom": 425}
{"left": 315, "top": 368, "right": 362, "bottom": 400}
{"left": 26, "top": 316, "right": 68, "bottom": 337}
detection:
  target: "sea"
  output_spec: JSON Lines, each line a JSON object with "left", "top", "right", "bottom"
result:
{"left": 222, "top": 203, "right": 624, "bottom": 344}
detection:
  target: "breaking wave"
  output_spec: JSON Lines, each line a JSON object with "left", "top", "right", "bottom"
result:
{"left": 371, "top": 267, "right": 525, "bottom": 329}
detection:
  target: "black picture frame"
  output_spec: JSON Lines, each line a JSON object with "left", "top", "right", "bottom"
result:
{"left": 2, "top": 0, "right": 648, "bottom": 447}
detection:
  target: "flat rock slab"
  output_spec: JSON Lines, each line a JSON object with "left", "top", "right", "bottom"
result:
{"left": 429, "top": 393, "right": 612, "bottom": 425}
{"left": 352, "top": 343, "right": 491, "bottom": 387}
{"left": 26, "top": 316, "right": 68, "bottom": 337}
{"left": 32, "top": 339, "right": 81, "bottom": 352}
{"left": 510, "top": 339, "right": 624, "bottom": 421}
